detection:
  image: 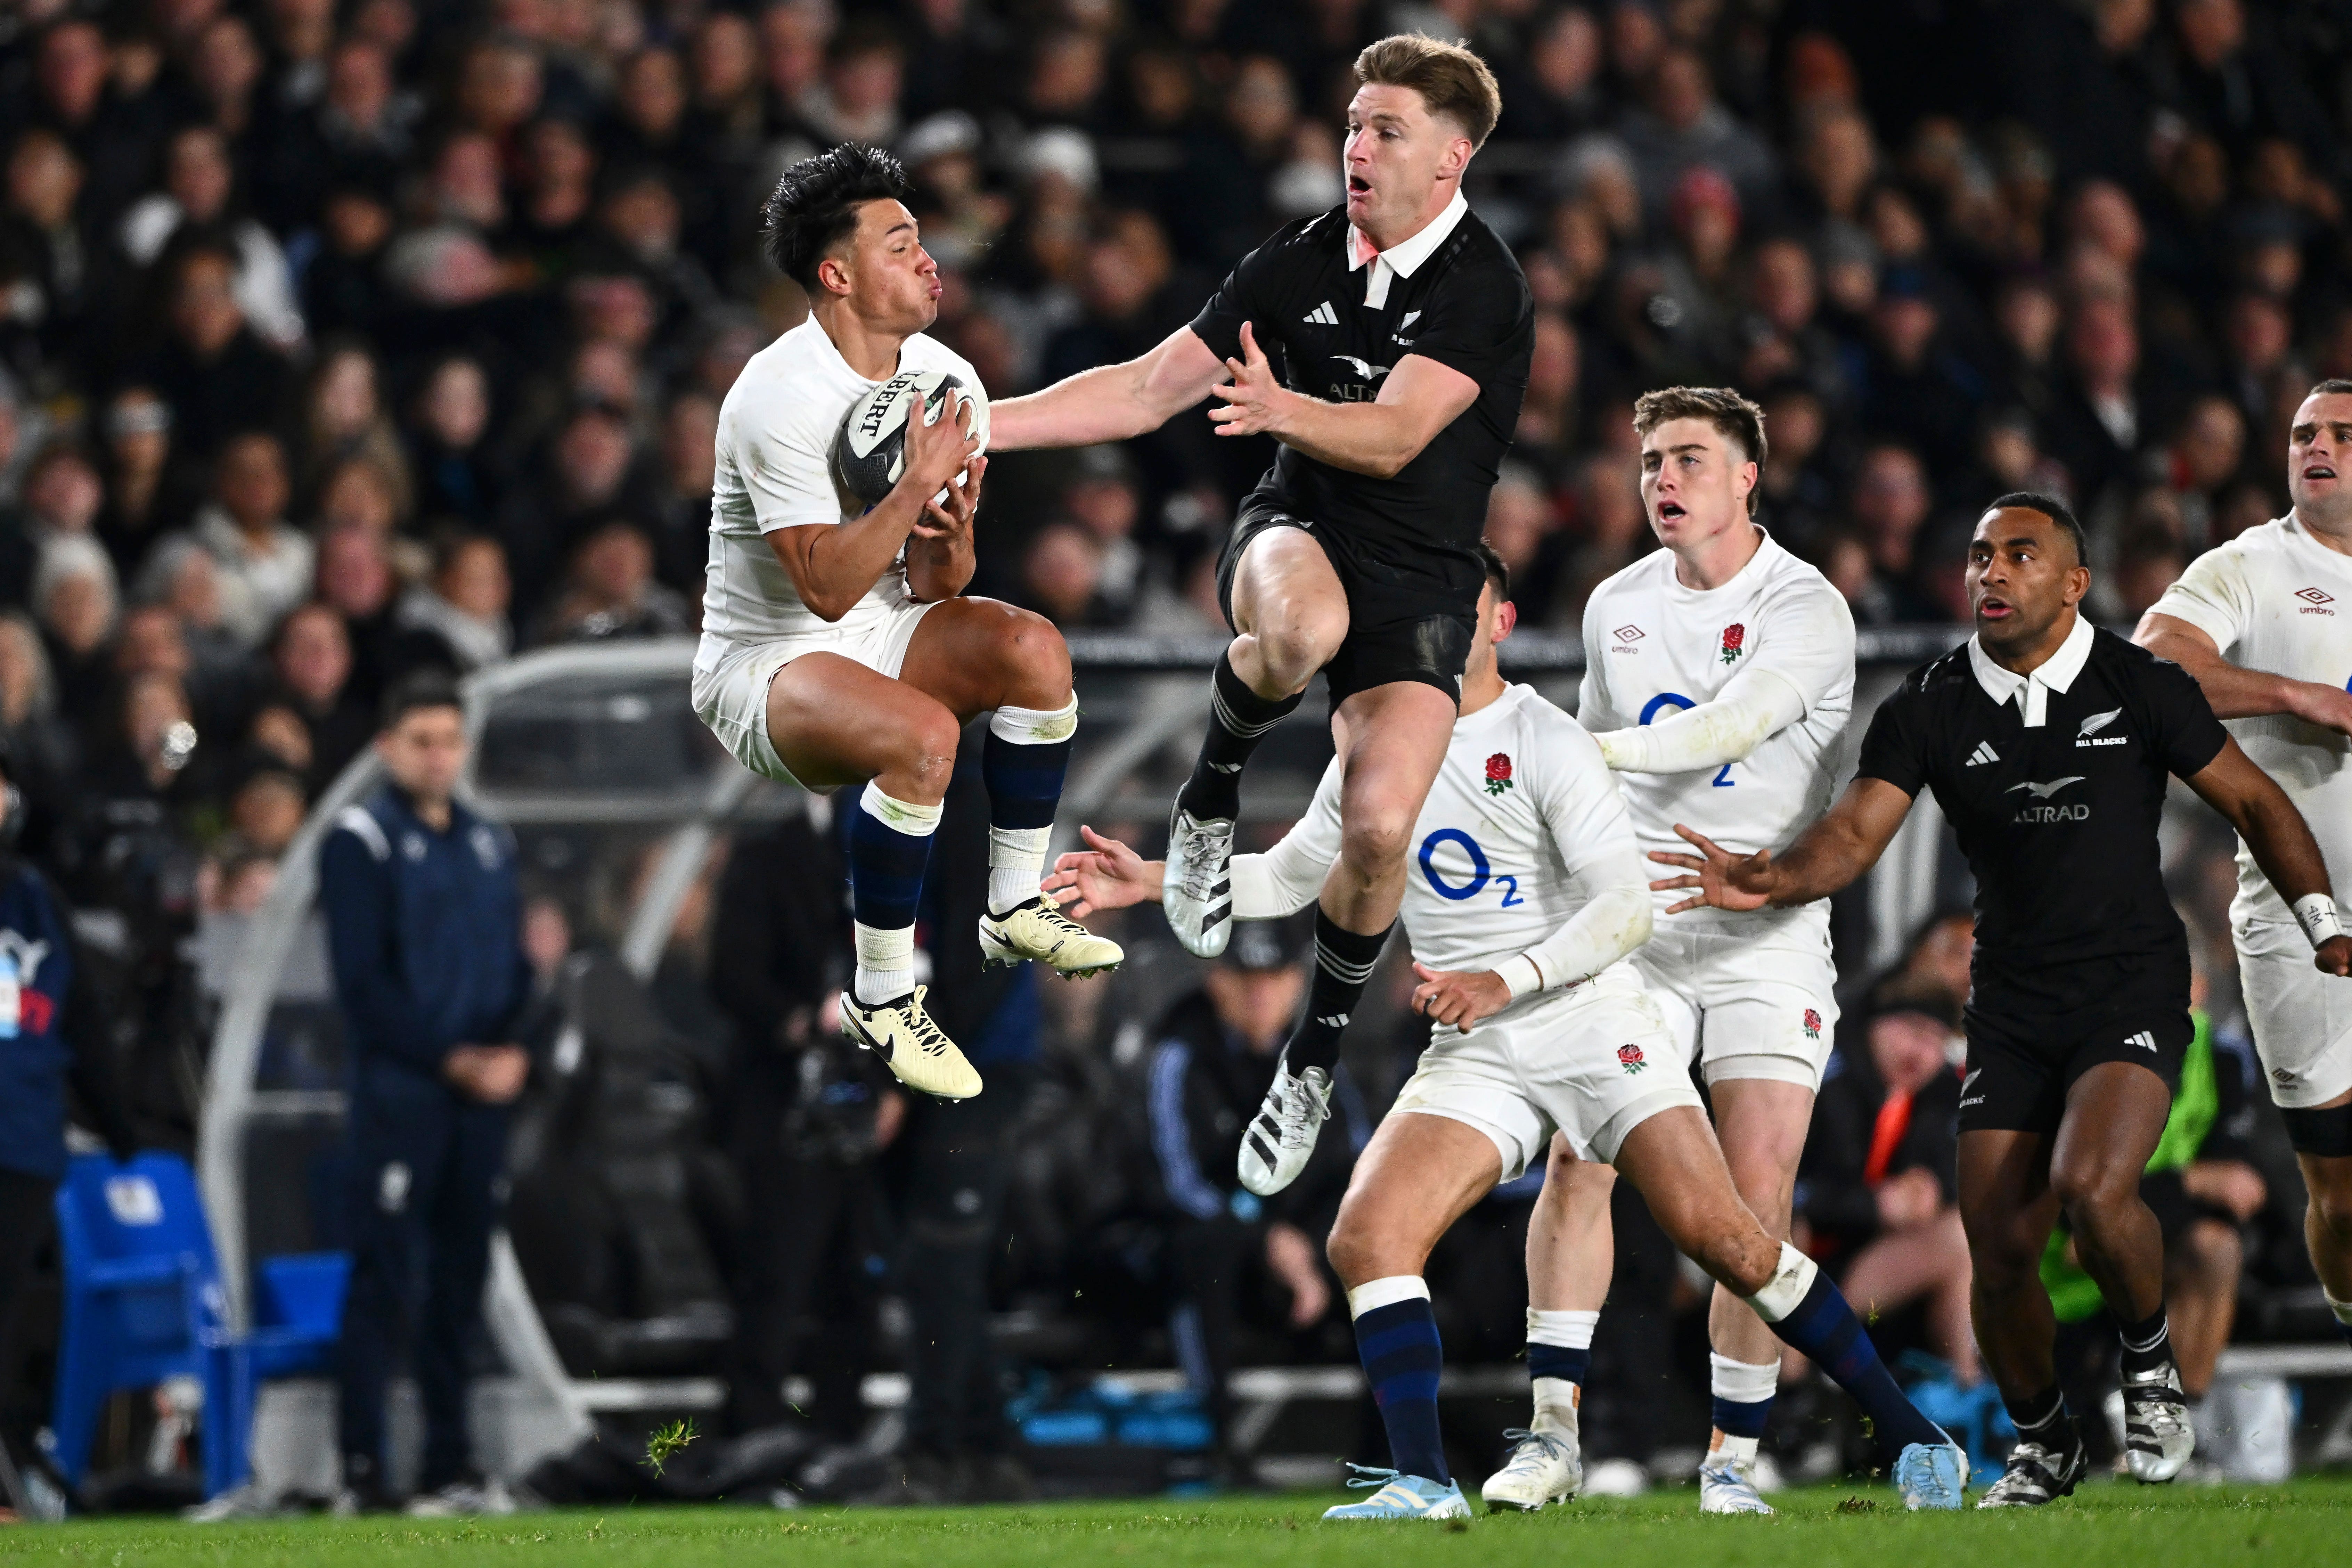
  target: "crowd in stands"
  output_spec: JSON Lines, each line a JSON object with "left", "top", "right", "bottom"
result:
{"left": 0, "top": 0, "right": 2347, "bottom": 1500}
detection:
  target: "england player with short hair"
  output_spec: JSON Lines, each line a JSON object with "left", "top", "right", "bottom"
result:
{"left": 2137, "top": 377, "right": 2352, "bottom": 1355}
{"left": 1660, "top": 493, "right": 2352, "bottom": 1506}
{"left": 1545, "top": 385, "right": 1856, "bottom": 1513}
{"left": 694, "top": 144, "right": 1119, "bottom": 1102}
{"left": 1044, "top": 550, "right": 1967, "bottom": 1519}
{"left": 991, "top": 34, "right": 1535, "bottom": 1198}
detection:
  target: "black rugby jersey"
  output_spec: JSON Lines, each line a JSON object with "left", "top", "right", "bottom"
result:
{"left": 1188, "top": 201, "right": 1534, "bottom": 563}
{"left": 1855, "top": 621, "right": 2229, "bottom": 978}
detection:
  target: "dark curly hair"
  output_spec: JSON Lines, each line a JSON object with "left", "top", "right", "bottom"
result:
{"left": 760, "top": 144, "right": 912, "bottom": 291}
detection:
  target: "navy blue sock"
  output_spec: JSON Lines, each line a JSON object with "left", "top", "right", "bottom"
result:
{"left": 982, "top": 701, "right": 1075, "bottom": 915}
{"left": 1527, "top": 1342, "right": 1590, "bottom": 1385}
{"left": 847, "top": 784, "right": 938, "bottom": 1004}
{"left": 1354, "top": 1290, "right": 1448, "bottom": 1483}
{"left": 1765, "top": 1269, "right": 1945, "bottom": 1457}
{"left": 1713, "top": 1394, "right": 1771, "bottom": 1442}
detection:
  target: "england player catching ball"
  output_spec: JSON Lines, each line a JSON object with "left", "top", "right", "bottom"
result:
{"left": 1044, "top": 549, "right": 1967, "bottom": 1519}
{"left": 694, "top": 145, "right": 1119, "bottom": 1102}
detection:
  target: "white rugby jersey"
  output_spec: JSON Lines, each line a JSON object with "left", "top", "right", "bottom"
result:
{"left": 2148, "top": 512, "right": 2352, "bottom": 926}
{"left": 695, "top": 316, "right": 984, "bottom": 675}
{"left": 1231, "top": 683, "right": 1638, "bottom": 978}
{"left": 1578, "top": 531, "right": 1855, "bottom": 929}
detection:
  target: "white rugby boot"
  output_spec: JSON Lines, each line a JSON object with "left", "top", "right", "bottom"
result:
{"left": 1976, "top": 1436, "right": 2086, "bottom": 1508}
{"left": 1235, "top": 1053, "right": 1331, "bottom": 1196}
{"left": 1480, "top": 1428, "right": 1581, "bottom": 1512}
{"left": 1162, "top": 806, "right": 1235, "bottom": 958}
{"left": 978, "top": 891, "right": 1124, "bottom": 978}
{"left": 1697, "top": 1450, "right": 1774, "bottom": 1514}
{"left": 840, "top": 985, "right": 982, "bottom": 1100}
{"left": 2119, "top": 1362, "right": 2194, "bottom": 1483}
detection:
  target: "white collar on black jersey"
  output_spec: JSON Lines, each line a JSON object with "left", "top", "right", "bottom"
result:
{"left": 1346, "top": 188, "right": 1468, "bottom": 309}
{"left": 1967, "top": 610, "right": 2093, "bottom": 727}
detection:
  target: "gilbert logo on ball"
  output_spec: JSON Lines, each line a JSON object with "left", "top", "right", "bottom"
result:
{"left": 832, "top": 368, "right": 991, "bottom": 509}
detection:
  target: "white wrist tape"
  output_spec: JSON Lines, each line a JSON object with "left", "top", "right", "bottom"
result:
{"left": 2294, "top": 893, "right": 2348, "bottom": 950}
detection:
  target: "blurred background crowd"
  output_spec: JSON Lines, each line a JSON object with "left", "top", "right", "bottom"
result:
{"left": 2, "top": 0, "right": 2351, "bottom": 1513}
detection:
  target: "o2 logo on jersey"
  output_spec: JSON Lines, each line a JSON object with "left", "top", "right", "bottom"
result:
{"left": 1638, "top": 693, "right": 1735, "bottom": 787}
{"left": 1418, "top": 828, "right": 1523, "bottom": 906}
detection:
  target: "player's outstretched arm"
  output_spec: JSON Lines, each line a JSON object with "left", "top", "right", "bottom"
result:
{"left": 988, "top": 326, "right": 1230, "bottom": 451}
{"left": 766, "top": 390, "right": 978, "bottom": 620}
{"left": 1413, "top": 847, "right": 1656, "bottom": 1032}
{"left": 2183, "top": 737, "right": 2352, "bottom": 976}
{"left": 2135, "top": 611, "right": 2352, "bottom": 735}
{"left": 1649, "top": 776, "right": 1913, "bottom": 913}
{"left": 1208, "top": 322, "right": 1477, "bottom": 480}
{"left": 1591, "top": 665, "right": 1808, "bottom": 774}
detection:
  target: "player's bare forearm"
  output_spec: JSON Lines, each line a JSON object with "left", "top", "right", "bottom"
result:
{"left": 1256, "top": 393, "right": 1429, "bottom": 478}
{"left": 2189, "top": 738, "right": 2334, "bottom": 904}
{"left": 991, "top": 327, "right": 1225, "bottom": 450}
{"left": 2135, "top": 614, "right": 2314, "bottom": 720}
{"left": 1209, "top": 334, "right": 1475, "bottom": 478}
{"left": 767, "top": 494, "right": 923, "bottom": 622}
{"left": 1652, "top": 777, "right": 1912, "bottom": 912}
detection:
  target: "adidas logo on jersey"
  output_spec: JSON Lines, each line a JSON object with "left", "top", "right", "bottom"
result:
{"left": 2124, "top": 1030, "right": 2157, "bottom": 1053}
{"left": 1966, "top": 741, "right": 1999, "bottom": 766}
{"left": 1303, "top": 301, "right": 1339, "bottom": 325}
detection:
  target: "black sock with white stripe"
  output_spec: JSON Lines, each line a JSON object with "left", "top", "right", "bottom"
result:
{"left": 1176, "top": 654, "right": 1301, "bottom": 824}
{"left": 1281, "top": 909, "right": 1389, "bottom": 1075}
{"left": 2118, "top": 1306, "right": 2174, "bottom": 1379}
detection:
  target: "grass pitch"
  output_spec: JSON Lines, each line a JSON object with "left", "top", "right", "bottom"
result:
{"left": 9, "top": 1478, "right": 2345, "bottom": 1568}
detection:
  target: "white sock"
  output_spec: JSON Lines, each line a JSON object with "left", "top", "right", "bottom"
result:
{"left": 853, "top": 920, "right": 915, "bottom": 1006}
{"left": 988, "top": 825, "right": 1052, "bottom": 916}
{"left": 2326, "top": 1289, "right": 2352, "bottom": 1329}
{"left": 1526, "top": 1307, "right": 1598, "bottom": 1348}
{"left": 1344, "top": 1275, "right": 1429, "bottom": 1317}
{"left": 1531, "top": 1377, "right": 1581, "bottom": 1438}
{"left": 1743, "top": 1242, "right": 1819, "bottom": 1322}
{"left": 1708, "top": 1353, "right": 1781, "bottom": 1463}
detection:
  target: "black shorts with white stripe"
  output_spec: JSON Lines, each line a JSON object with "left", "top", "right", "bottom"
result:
{"left": 1957, "top": 954, "right": 2191, "bottom": 1136}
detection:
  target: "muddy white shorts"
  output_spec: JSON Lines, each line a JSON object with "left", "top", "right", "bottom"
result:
{"left": 1389, "top": 970, "right": 1700, "bottom": 1178}
{"left": 691, "top": 597, "right": 940, "bottom": 786}
{"left": 1632, "top": 915, "right": 1841, "bottom": 1091}
{"left": 2235, "top": 915, "right": 2352, "bottom": 1110}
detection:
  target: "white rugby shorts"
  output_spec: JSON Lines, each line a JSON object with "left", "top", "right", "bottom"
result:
{"left": 2235, "top": 915, "right": 2352, "bottom": 1110}
{"left": 1389, "top": 971, "right": 1701, "bottom": 1177}
{"left": 1631, "top": 917, "right": 1840, "bottom": 1091}
{"left": 691, "top": 597, "right": 940, "bottom": 787}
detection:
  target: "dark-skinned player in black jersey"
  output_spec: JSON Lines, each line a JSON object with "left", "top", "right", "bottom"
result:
{"left": 1656, "top": 493, "right": 2352, "bottom": 1508}
{"left": 991, "top": 34, "right": 1534, "bottom": 1201}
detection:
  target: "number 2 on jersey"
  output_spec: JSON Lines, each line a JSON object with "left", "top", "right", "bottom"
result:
{"left": 1639, "top": 691, "right": 1734, "bottom": 787}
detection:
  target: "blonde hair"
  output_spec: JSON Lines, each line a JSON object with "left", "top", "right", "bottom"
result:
{"left": 1354, "top": 34, "right": 1502, "bottom": 149}
{"left": 1633, "top": 386, "right": 1769, "bottom": 517}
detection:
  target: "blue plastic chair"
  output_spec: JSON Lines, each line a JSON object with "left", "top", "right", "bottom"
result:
{"left": 247, "top": 1252, "right": 351, "bottom": 1379}
{"left": 49, "top": 1153, "right": 249, "bottom": 1498}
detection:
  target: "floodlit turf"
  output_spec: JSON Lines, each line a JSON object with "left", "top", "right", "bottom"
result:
{"left": 9, "top": 1478, "right": 2348, "bottom": 1567}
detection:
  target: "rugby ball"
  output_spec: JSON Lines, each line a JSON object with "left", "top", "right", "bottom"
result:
{"left": 832, "top": 369, "right": 989, "bottom": 508}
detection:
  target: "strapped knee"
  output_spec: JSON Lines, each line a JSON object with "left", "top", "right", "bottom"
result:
{"left": 2282, "top": 1102, "right": 2352, "bottom": 1158}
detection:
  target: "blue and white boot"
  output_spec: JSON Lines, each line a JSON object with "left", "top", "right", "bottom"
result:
{"left": 1893, "top": 1431, "right": 1969, "bottom": 1510}
{"left": 1696, "top": 1451, "right": 1774, "bottom": 1514}
{"left": 1322, "top": 1465, "right": 1472, "bottom": 1520}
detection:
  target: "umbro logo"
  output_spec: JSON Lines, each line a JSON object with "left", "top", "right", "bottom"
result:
{"left": 2297, "top": 586, "right": 2337, "bottom": 615}
{"left": 1614, "top": 625, "right": 1644, "bottom": 641}
{"left": 1303, "top": 301, "right": 1339, "bottom": 326}
{"left": 1966, "top": 741, "right": 1999, "bottom": 767}
{"left": 2124, "top": 1030, "right": 2157, "bottom": 1053}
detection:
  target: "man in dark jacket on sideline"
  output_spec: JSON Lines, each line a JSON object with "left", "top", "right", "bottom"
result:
{"left": 320, "top": 673, "right": 532, "bottom": 1516}
{"left": 1144, "top": 919, "right": 1361, "bottom": 1475}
